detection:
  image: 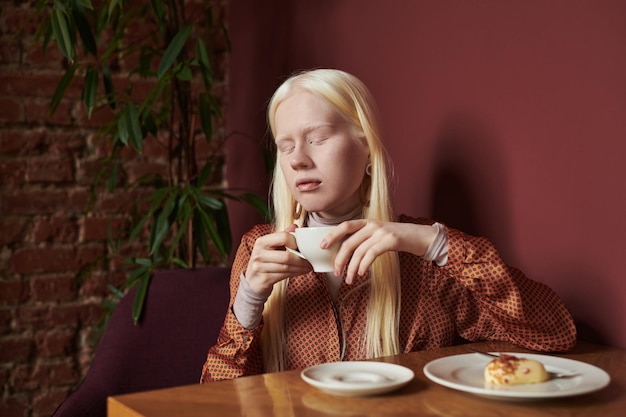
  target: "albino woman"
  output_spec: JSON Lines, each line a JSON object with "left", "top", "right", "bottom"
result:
{"left": 201, "top": 69, "right": 576, "bottom": 381}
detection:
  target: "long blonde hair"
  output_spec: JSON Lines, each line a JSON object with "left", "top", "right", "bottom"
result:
{"left": 263, "top": 69, "right": 401, "bottom": 372}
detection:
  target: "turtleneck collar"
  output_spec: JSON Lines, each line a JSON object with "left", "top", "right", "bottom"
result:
{"left": 306, "top": 206, "right": 363, "bottom": 227}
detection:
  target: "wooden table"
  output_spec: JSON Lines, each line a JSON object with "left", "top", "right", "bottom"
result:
{"left": 108, "top": 340, "right": 625, "bottom": 417}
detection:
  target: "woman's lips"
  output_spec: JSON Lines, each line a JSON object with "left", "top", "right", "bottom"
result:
{"left": 296, "top": 178, "right": 321, "bottom": 191}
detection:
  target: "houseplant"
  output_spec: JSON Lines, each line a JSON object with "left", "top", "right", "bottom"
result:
{"left": 34, "top": 0, "right": 268, "bottom": 323}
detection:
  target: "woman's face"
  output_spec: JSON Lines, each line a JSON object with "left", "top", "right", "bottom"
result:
{"left": 274, "top": 90, "right": 370, "bottom": 219}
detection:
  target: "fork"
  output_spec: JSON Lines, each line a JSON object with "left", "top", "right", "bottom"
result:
{"left": 464, "top": 347, "right": 581, "bottom": 379}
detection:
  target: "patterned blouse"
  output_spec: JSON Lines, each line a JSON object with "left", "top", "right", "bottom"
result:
{"left": 200, "top": 216, "right": 577, "bottom": 382}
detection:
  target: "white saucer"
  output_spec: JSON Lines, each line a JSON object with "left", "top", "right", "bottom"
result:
{"left": 423, "top": 352, "right": 610, "bottom": 399}
{"left": 301, "top": 361, "right": 414, "bottom": 396}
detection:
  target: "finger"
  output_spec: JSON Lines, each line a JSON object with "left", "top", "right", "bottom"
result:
{"left": 344, "top": 229, "right": 399, "bottom": 283}
{"left": 333, "top": 226, "right": 372, "bottom": 274}
{"left": 321, "top": 219, "right": 367, "bottom": 248}
{"left": 256, "top": 229, "right": 298, "bottom": 252}
{"left": 344, "top": 235, "right": 379, "bottom": 284}
{"left": 246, "top": 255, "right": 312, "bottom": 292}
{"left": 251, "top": 246, "right": 310, "bottom": 270}
{"left": 246, "top": 267, "right": 310, "bottom": 295}
{"left": 283, "top": 224, "right": 301, "bottom": 249}
{"left": 283, "top": 223, "right": 299, "bottom": 233}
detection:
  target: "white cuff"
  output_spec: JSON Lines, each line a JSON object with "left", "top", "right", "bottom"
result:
{"left": 422, "top": 222, "right": 448, "bottom": 266}
{"left": 232, "top": 273, "right": 268, "bottom": 329}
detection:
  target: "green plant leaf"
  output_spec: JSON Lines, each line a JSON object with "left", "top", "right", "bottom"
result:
{"left": 206, "top": 94, "right": 222, "bottom": 118}
{"left": 203, "top": 188, "right": 237, "bottom": 200}
{"left": 197, "top": 162, "right": 213, "bottom": 187}
{"left": 51, "top": 3, "right": 74, "bottom": 62}
{"left": 124, "top": 103, "right": 143, "bottom": 153}
{"left": 137, "top": 47, "right": 154, "bottom": 77}
{"left": 177, "top": 192, "right": 189, "bottom": 212}
{"left": 127, "top": 261, "right": 146, "bottom": 279}
{"left": 241, "top": 192, "right": 271, "bottom": 220}
{"left": 50, "top": 63, "right": 77, "bottom": 115}
{"left": 176, "top": 64, "right": 192, "bottom": 81}
{"left": 33, "top": 15, "right": 53, "bottom": 55}
{"left": 102, "top": 64, "right": 116, "bottom": 109}
{"left": 150, "top": 191, "right": 177, "bottom": 254}
{"left": 133, "top": 258, "right": 152, "bottom": 266}
{"left": 214, "top": 203, "right": 232, "bottom": 257}
{"left": 106, "top": 284, "right": 125, "bottom": 299}
{"left": 157, "top": 24, "right": 192, "bottom": 79}
{"left": 171, "top": 257, "right": 189, "bottom": 268}
{"left": 132, "top": 271, "right": 151, "bottom": 324}
{"left": 102, "top": 0, "right": 121, "bottom": 40}
{"left": 71, "top": 0, "right": 97, "bottom": 57}
{"left": 82, "top": 65, "right": 98, "bottom": 118}
{"left": 128, "top": 210, "right": 150, "bottom": 242}
{"left": 117, "top": 111, "right": 129, "bottom": 146}
{"left": 80, "top": 0, "right": 94, "bottom": 10}
{"left": 107, "top": 158, "right": 118, "bottom": 192}
{"left": 139, "top": 77, "right": 167, "bottom": 117}
{"left": 108, "top": 0, "right": 121, "bottom": 21}
{"left": 196, "top": 38, "right": 213, "bottom": 87}
{"left": 143, "top": 111, "right": 157, "bottom": 137}
{"left": 198, "top": 93, "right": 212, "bottom": 145}
{"left": 197, "top": 207, "right": 225, "bottom": 256}
{"left": 197, "top": 193, "right": 223, "bottom": 210}
{"left": 150, "top": 0, "right": 166, "bottom": 32}
{"left": 194, "top": 214, "right": 208, "bottom": 262}
{"left": 106, "top": 219, "right": 121, "bottom": 254}
{"left": 101, "top": 300, "right": 119, "bottom": 312}
{"left": 128, "top": 188, "right": 169, "bottom": 242}
{"left": 168, "top": 201, "right": 192, "bottom": 260}
{"left": 35, "top": 0, "right": 47, "bottom": 13}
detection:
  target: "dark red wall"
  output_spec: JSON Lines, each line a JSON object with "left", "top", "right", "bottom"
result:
{"left": 227, "top": 1, "right": 626, "bottom": 348}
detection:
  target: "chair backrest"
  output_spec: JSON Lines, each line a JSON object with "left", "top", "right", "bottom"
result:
{"left": 52, "top": 266, "right": 231, "bottom": 417}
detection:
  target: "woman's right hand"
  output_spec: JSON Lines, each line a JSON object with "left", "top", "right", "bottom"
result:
{"left": 244, "top": 224, "right": 312, "bottom": 296}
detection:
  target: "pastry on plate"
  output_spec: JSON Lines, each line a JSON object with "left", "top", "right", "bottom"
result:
{"left": 484, "top": 354, "right": 549, "bottom": 385}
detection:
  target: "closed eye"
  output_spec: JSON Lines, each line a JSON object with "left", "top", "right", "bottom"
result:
{"left": 276, "top": 139, "right": 295, "bottom": 154}
{"left": 308, "top": 136, "right": 329, "bottom": 145}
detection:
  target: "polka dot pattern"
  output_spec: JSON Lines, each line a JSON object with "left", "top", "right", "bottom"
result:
{"left": 201, "top": 216, "right": 577, "bottom": 382}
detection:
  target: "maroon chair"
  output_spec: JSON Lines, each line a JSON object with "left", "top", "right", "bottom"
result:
{"left": 52, "top": 266, "right": 230, "bottom": 417}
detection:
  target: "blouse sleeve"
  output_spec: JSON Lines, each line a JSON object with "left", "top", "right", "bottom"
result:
{"left": 439, "top": 225, "right": 577, "bottom": 352}
{"left": 200, "top": 226, "right": 270, "bottom": 382}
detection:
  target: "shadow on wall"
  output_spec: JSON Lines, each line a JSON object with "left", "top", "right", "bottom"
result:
{"left": 557, "top": 265, "right": 612, "bottom": 346}
{"left": 429, "top": 115, "right": 613, "bottom": 346}
{"left": 429, "top": 114, "right": 513, "bottom": 261}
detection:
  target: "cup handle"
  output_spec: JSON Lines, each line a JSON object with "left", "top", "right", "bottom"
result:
{"left": 286, "top": 232, "right": 307, "bottom": 259}
{"left": 285, "top": 246, "right": 306, "bottom": 259}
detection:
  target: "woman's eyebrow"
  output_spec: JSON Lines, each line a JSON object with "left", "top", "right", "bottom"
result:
{"left": 302, "top": 123, "right": 334, "bottom": 135}
{"left": 275, "top": 123, "right": 334, "bottom": 142}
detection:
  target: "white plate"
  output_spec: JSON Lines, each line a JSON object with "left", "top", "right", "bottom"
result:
{"left": 423, "top": 352, "right": 610, "bottom": 399}
{"left": 301, "top": 361, "right": 414, "bottom": 396}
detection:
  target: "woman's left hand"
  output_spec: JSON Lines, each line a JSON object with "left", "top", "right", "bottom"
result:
{"left": 321, "top": 220, "right": 437, "bottom": 284}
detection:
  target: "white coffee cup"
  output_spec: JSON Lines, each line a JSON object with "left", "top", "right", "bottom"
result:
{"left": 287, "top": 226, "right": 339, "bottom": 273}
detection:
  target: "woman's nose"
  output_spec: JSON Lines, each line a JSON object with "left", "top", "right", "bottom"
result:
{"left": 289, "top": 146, "right": 313, "bottom": 170}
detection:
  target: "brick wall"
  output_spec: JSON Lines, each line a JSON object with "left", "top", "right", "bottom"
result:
{"left": 0, "top": 1, "right": 228, "bottom": 416}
